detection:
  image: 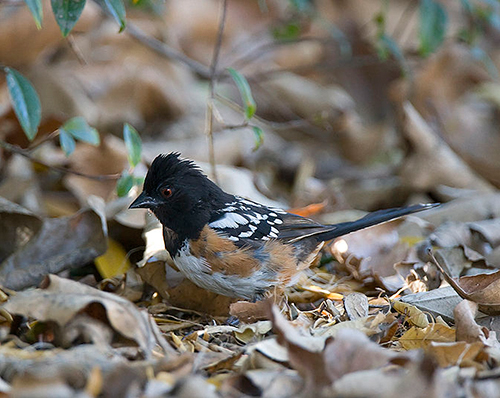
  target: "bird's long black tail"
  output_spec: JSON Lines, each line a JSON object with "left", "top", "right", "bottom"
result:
{"left": 310, "top": 203, "right": 439, "bottom": 242}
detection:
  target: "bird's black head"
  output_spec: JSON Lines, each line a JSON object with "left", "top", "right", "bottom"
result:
{"left": 129, "top": 152, "right": 233, "bottom": 240}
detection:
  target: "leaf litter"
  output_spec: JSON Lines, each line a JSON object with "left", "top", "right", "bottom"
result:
{"left": 4, "top": 1, "right": 500, "bottom": 396}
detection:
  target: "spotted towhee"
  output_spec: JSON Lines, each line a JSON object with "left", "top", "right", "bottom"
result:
{"left": 129, "top": 153, "right": 437, "bottom": 301}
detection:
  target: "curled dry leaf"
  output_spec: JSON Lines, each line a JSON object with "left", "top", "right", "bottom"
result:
{"left": 3, "top": 275, "right": 171, "bottom": 357}
{"left": 270, "top": 304, "right": 406, "bottom": 391}
{"left": 343, "top": 292, "right": 369, "bottom": 320}
{"left": 0, "top": 198, "right": 106, "bottom": 290}
{"left": 392, "top": 301, "right": 430, "bottom": 328}
{"left": 454, "top": 299, "right": 500, "bottom": 349}
{"left": 331, "top": 220, "right": 411, "bottom": 292}
{"left": 433, "top": 248, "right": 500, "bottom": 315}
{"left": 0, "top": 197, "right": 43, "bottom": 263}
{"left": 270, "top": 304, "right": 329, "bottom": 390}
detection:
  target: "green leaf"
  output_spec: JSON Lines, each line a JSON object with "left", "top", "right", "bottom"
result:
{"left": 123, "top": 123, "right": 142, "bottom": 167}
{"left": 24, "top": 0, "right": 43, "bottom": 29}
{"left": 61, "top": 117, "right": 100, "bottom": 145}
{"left": 227, "top": 68, "right": 256, "bottom": 120}
{"left": 272, "top": 21, "right": 301, "bottom": 41}
{"left": 376, "top": 34, "right": 404, "bottom": 63}
{"left": 5, "top": 68, "right": 41, "bottom": 141}
{"left": 104, "top": 0, "right": 126, "bottom": 32}
{"left": 59, "top": 129, "right": 76, "bottom": 156}
{"left": 50, "top": 0, "right": 86, "bottom": 37}
{"left": 252, "top": 126, "right": 264, "bottom": 151}
{"left": 116, "top": 171, "right": 134, "bottom": 197}
{"left": 419, "top": 0, "right": 448, "bottom": 56}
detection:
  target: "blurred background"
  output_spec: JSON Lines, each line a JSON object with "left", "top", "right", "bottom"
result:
{"left": 1, "top": 0, "right": 500, "bottom": 293}
{"left": 3, "top": 0, "right": 500, "bottom": 216}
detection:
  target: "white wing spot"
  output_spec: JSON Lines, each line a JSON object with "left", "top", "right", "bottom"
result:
{"left": 210, "top": 212, "right": 249, "bottom": 229}
{"left": 238, "top": 230, "right": 255, "bottom": 238}
{"left": 271, "top": 227, "right": 279, "bottom": 234}
{"left": 240, "top": 199, "right": 262, "bottom": 207}
{"left": 274, "top": 218, "right": 283, "bottom": 224}
{"left": 269, "top": 212, "right": 277, "bottom": 217}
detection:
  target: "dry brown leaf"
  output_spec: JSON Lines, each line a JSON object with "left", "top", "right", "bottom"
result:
{"left": 0, "top": 1, "right": 98, "bottom": 67}
{"left": 420, "top": 193, "right": 500, "bottom": 226}
{"left": 343, "top": 292, "right": 369, "bottom": 320}
{"left": 270, "top": 304, "right": 329, "bottom": 390}
{"left": 426, "top": 341, "right": 484, "bottom": 368}
{"left": 323, "top": 328, "right": 397, "bottom": 381}
{"left": 434, "top": 249, "right": 500, "bottom": 315}
{"left": 331, "top": 220, "right": 409, "bottom": 291}
{"left": 392, "top": 300, "right": 430, "bottom": 328}
{"left": 3, "top": 275, "right": 170, "bottom": 357}
{"left": 399, "top": 323, "right": 456, "bottom": 350}
{"left": 0, "top": 200, "right": 106, "bottom": 290}
{"left": 455, "top": 300, "right": 486, "bottom": 344}
{"left": 64, "top": 135, "right": 128, "bottom": 203}
{"left": 235, "top": 369, "right": 303, "bottom": 398}
{"left": 314, "top": 311, "right": 397, "bottom": 340}
{"left": 399, "top": 102, "right": 494, "bottom": 193}
{"left": 136, "top": 260, "right": 236, "bottom": 317}
{"left": 229, "top": 300, "right": 271, "bottom": 323}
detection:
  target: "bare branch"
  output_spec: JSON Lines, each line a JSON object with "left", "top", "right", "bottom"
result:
{"left": 205, "top": 0, "right": 228, "bottom": 182}
{"left": 0, "top": 141, "right": 120, "bottom": 181}
{"left": 125, "top": 23, "right": 211, "bottom": 79}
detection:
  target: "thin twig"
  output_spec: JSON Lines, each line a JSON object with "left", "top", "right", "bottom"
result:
{"left": 214, "top": 93, "right": 311, "bottom": 130}
{"left": 205, "top": 0, "right": 228, "bottom": 182}
{"left": 26, "top": 130, "right": 61, "bottom": 151}
{"left": 67, "top": 34, "right": 88, "bottom": 66}
{"left": 0, "top": 141, "right": 120, "bottom": 181}
{"left": 229, "top": 37, "right": 331, "bottom": 72}
{"left": 125, "top": 23, "right": 211, "bottom": 79}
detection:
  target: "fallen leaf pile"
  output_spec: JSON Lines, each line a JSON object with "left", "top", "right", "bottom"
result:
{"left": 3, "top": 0, "right": 500, "bottom": 396}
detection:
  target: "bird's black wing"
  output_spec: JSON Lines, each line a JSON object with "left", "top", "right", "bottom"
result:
{"left": 209, "top": 197, "right": 438, "bottom": 247}
{"left": 208, "top": 196, "right": 291, "bottom": 245}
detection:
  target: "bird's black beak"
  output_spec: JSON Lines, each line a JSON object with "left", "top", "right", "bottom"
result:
{"left": 129, "top": 192, "right": 158, "bottom": 209}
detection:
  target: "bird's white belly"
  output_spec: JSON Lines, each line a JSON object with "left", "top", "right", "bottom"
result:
{"left": 172, "top": 241, "right": 274, "bottom": 300}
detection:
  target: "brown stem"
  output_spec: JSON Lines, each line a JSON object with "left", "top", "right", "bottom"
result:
{"left": 0, "top": 141, "right": 120, "bottom": 181}
{"left": 125, "top": 23, "right": 211, "bottom": 79}
{"left": 205, "top": 0, "right": 228, "bottom": 182}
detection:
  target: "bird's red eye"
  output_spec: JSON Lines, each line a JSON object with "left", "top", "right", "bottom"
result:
{"left": 161, "top": 188, "right": 172, "bottom": 198}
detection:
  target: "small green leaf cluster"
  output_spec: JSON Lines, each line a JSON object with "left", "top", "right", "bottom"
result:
{"left": 3, "top": 67, "right": 143, "bottom": 198}
{"left": 23, "top": 0, "right": 126, "bottom": 36}
{"left": 227, "top": 68, "right": 264, "bottom": 151}
{"left": 117, "top": 124, "right": 144, "bottom": 197}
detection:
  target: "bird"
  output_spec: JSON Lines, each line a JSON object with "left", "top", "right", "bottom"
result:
{"left": 129, "top": 153, "right": 438, "bottom": 301}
